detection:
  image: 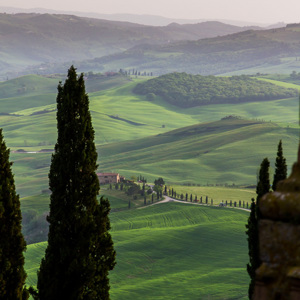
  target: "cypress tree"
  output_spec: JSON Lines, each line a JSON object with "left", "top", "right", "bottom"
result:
{"left": 272, "top": 140, "right": 287, "bottom": 191}
{"left": 256, "top": 158, "right": 270, "bottom": 205}
{"left": 246, "top": 198, "right": 259, "bottom": 300}
{"left": 246, "top": 158, "right": 270, "bottom": 300}
{"left": 37, "top": 66, "right": 116, "bottom": 300}
{"left": 0, "top": 129, "right": 28, "bottom": 300}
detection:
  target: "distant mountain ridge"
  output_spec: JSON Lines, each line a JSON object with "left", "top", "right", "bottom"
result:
{"left": 84, "top": 23, "right": 300, "bottom": 75}
{"left": 0, "top": 6, "right": 285, "bottom": 27}
{"left": 0, "top": 12, "right": 269, "bottom": 79}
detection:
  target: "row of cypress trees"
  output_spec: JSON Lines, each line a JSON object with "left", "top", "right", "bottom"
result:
{"left": 0, "top": 66, "right": 116, "bottom": 299}
{"left": 246, "top": 140, "right": 287, "bottom": 299}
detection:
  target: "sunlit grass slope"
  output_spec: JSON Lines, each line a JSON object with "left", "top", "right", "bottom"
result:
{"left": 98, "top": 118, "right": 298, "bottom": 185}
{"left": 1, "top": 75, "right": 299, "bottom": 197}
{"left": 25, "top": 202, "right": 249, "bottom": 300}
{"left": 10, "top": 116, "right": 299, "bottom": 198}
{"left": 1, "top": 75, "right": 299, "bottom": 149}
{"left": 168, "top": 185, "right": 256, "bottom": 205}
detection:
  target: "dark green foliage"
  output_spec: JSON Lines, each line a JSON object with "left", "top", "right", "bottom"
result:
{"left": 256, "top": 158, "right": 270, "bottom": 204}
{"left": 246, "top": 158, "right": 269, "bottom": 300}
{"left": 154, "top": 177, "right": 165, "bottom": 185}
{"left": 0, "top": 129, "right": 28, "bottom": 299}
{"left": 272, "top": 140, "right": 287, "bottom": 191}
{"left": 186, "top": 193, "right": 188, "bottom": 201}
{"left": 246, "top": 198, "right": 260, "bottom": 300}
{"left": 126, "top": 183, "right": 140, "bottom": 196}
{"left": 37, "top": 66, "right": 116, "bottom": 300}
{"left": 133, "top": 73, "right": 297, "bottom": 108}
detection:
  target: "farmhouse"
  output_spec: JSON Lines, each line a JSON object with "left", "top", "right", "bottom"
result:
{"left": 97, "top": 172, "right": 124, "bottom": 184}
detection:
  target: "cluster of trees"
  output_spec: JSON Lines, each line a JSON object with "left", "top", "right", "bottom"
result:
{"left": 107, "top": 177, "right": 163, "bottom": 206}
{"left": 246, "top": 140, "right": 287, "bottom": 299}
{"left": 290, "top": 70, "right": 300, "bottom": 80}
{"left": 0, "top": 66, "right": 116, "bottom": 299}
{"left": 119, "top": 69, "right": 153, "bottom": 77}
{"left": 133, "top": 72, "right": 298, "bottom": 108}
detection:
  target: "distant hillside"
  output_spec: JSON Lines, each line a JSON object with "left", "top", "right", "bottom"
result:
{"left": 87, "top": 23, "right": 300, "bottom": 75}
{"left": 2, "top": 75, "right": 299, "bottom": 196}
{"left": 0, "top": 72, "right": 131, "bottom": 103}
{"left": 133, "top": 73, "right": 298, "bottom": 107}
{"left": 0, "top": 6, "right": 277, "bottom": 27}
{"left": 98, "top": 118, "right": 298, "bottom": 185}
{"left": 0, "top": 13, "right": 259, "bottom": 79}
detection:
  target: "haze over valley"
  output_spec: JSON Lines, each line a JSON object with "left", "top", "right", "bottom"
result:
{"left": 1, "top": 2, "right": 300, "bottom": 299}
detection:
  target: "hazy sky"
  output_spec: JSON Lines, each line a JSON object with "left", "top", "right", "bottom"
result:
{"left": 2, "top": 0, "right": 300, "bottom": 23}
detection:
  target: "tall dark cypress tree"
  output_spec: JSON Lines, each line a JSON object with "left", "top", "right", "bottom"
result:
{"left": 246, "top": 198, "right": 259, "bottom": 300}
{"left": 272, "top": 140, "right": 287, "bottom": 191}
{"left": 256, "top": 158, "right": 270, "bottom": 205}
{"left": 246, "top": 158, "right": 270, "bottom": 299}
{"left": 37, "top": 66, "right": 116, "bottom": 300}
{"left": 0, "top": 129, "right": 28, "bottom": 300}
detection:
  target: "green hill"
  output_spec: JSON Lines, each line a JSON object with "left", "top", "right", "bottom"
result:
{"left": 89, "top": 23, "right": 300, "bottom": 75}
{"left": 98, "top": 117, "right": 298, "bottom": 185}
{"left": 25, "top": 202, "right": 249, "bottom": 300}
{"left": 0, "top": 13, "right": 258, "bottom": 78}
{"left": 1, "top": 76, "right": 298, "bottom": 198}
{"left": 133, "top": 73, "right": 298, "bottom": 107}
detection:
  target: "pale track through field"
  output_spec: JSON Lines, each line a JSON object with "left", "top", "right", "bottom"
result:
{"left": 138, "top": 195, "right": 250, "bottom": 212}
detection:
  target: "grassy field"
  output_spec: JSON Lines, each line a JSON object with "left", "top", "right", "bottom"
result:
{"left": 20, "top": 186, "right": 251, "bottom": 244}
{"left": 3, "top": 74, "right": 296, "bottom": 299}
{"left": 25, "top": 202, "right": 249, "bottom": 300}
{"left": 10, "top": 116, "right": 298, "bottom": 198}
{"left": 0, "top": 74, "right": 297, "bottom": 198}
{"left": 166, "top": 185, "right": 256, "bottom": 205}
{"left": 1, "top": 75, "right": 300, "bottom": 149}
{"left": 98, "top": 118, "right": 298, "bottom": 185}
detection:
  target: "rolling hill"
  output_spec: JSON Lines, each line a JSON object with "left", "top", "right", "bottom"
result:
{"left": 133, "top": 72, "right": 298, "bottom": 107}
{"left": 87, "top": 23, "right": 300, "bottom": 75}
{"left": 0, "top": 13, "right": 260, "bottom": 79}
{"left": 97, "top": 117, "right": 298, "bottom": 185}
{"left": 1, "top": 74, "right": 298, "bottom": 198}
{"left": 24, "top": 202, "right": 249, "bottom": 300}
